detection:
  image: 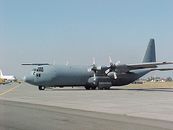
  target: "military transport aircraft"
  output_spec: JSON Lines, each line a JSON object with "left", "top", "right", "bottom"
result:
{"left": 23, "top": 39, "right": 173, "bottom": 90}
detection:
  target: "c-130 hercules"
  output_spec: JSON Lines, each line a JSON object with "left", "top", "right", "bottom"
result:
{"left": 23, "top": 39, "right": 173, "bottom": 90}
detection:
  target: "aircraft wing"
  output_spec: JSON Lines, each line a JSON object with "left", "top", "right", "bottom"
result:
{"left": 127, "top": 62, "right": 173, "bottom": 70}
{"left": 95, "top": 61, "right": 173, "bottom": 75}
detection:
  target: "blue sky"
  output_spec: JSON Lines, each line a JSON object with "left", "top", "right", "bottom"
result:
{"left": 0, "top": 0, "right": 173, "bottom": 78}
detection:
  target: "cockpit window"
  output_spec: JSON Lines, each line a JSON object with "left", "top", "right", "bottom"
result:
{"left": 32, "top": 67, "right": 44, "bottom": 72}
{"left": 38, "top": 67, "right": 44, "bottom": 72}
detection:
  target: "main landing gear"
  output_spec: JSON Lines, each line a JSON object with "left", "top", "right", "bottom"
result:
{"left": 85, "top": 85, "right": 110, "bottom": 90}
{"left": 85, "top": 85, "right": 97, "bottom": 90}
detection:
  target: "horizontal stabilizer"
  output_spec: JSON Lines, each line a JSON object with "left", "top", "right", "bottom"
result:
{"left": 151, "top": 68, "right": 173, "bottom": 71}
{"left": 128, "top": 61, "right": 173, "bottom": 70}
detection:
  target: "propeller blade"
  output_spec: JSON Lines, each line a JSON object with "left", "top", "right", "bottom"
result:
{"left": 109, "top": 56, "right": 113, "bottom": 66}
{"left": 53, "top": 60, "right": 56, "bottom": 65}
{"left": 115, "top": 61, "right": 120, "bottom": 66}
{"left": 66, "top": 60, "right": 69, "bottom": 66}
{"left": 93, "top": 73, "right": 96, "bottom": 81}
{"left": 105, "top": 69, "right": 110, "bottom": 74}
{"left": 113, "top": 72, "right": 117, "bottom": 79}
{"left": 92, "top": 57, "right": 96, "bottom": 66}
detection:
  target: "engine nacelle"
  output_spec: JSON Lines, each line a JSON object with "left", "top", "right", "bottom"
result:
{"left": 116, "top": 64, "right": 129, "bottom": 73}
{"left": 107, "top": 72, "right": 117, "bottom": 79}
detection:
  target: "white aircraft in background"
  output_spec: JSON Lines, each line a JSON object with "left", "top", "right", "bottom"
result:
{"left": 0, "top": 70, "right": 16, "bottom": 84}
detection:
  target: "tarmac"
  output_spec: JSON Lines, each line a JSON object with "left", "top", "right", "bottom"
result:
{"left": 0, "top": 82, "right": 173, "bottom": 130}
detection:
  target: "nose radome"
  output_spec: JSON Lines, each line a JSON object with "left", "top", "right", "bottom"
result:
{"left": 23, "top": 76, "right": 33, "bottom": 83}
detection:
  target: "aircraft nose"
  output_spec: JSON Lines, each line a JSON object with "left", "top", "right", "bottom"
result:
{"left": 23, "top": 76, "right": 26, "bottom": 82}
{"left": 23, "top": 76, "right": 33, "bottom": 83}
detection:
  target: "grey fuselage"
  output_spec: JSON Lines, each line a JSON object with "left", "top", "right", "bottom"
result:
{"left": 24, "top": 65, "right": 151, "bottom": 88}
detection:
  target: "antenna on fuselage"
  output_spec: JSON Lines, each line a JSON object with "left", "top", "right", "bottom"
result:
{"left": 66, "top": 60, "right": 69, "bottom": 66}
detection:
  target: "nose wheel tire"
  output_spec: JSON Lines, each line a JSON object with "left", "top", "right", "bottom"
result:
{"left": 38, "top": 86, "right": 45, "bottom": 90}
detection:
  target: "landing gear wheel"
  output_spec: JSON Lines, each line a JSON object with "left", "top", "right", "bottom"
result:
{"left": 85, "top": 86, "right": 91, "bottom": 90}
{"left": 98, "top": 87, "right": 103, "bottom": 90}
{"left": 38, "top": 86, "right": 45, "bottom": 90}
{"left": 105, "top": 87, "right": 110, "bottom": 90}
{"left": 98, "top": 87, "right": 109, "bottom": 90}
{"left": 91, "top": 86, "right": 97, "bottom": 90}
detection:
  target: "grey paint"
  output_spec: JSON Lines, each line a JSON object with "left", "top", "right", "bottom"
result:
{"left": 23, "top": 39, "right": 172, "bottom": 89}
{"left": 25, "top": 65, "right": 150, "bottom": 87}
{"left": 143, "top": 39, "right": 156, "bottom": 63}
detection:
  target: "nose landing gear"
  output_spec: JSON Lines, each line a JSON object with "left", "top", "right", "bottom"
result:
{"left": 38, "top": 86, "right": 45, "bottom": 90}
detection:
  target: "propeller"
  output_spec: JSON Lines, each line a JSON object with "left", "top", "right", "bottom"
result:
{"left": 93, "top": 73, "right": 96, "bottom": 81}
{"left": 91, "top": 57, "right": 102, "bottom": 72}
{"left": 91, "top": 57, "right": 97, "bottom": 73}
{"left": 105, "top": 56, "right": 121, "bottom": 79}
{"left": 87, "top": 58, "right": 97, "bottom": 85}
{"left": 109, "top": 56, "right": 113, "bottom": 66}
{"left": 89, "top": 57, "right": 120, "bottom": 80}
{"left": 109, "top": 56, "right": 120, "bottom": 68}
{"left": 92, "top": 57, "right": 96, "bottom": 66}
{"left": 90, "top": 57, "right": 102, "bottom": 82}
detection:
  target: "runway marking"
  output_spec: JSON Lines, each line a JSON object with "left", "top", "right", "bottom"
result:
{"left": 0, "top": 85, "right": 20, "bottom": 96}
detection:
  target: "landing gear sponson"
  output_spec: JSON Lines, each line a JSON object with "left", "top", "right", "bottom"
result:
{"left": 38, "top": 85, "right": 110, "bottom": 90}
{"left": 85, "top": 85, "right": 110, "bottom": 90}
{"left": 85, "top": 83, "right": 111, "bottom": 90}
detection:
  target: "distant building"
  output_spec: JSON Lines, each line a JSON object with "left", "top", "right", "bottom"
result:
{"left": 146, "top": 76, "right": 172, "bottom": 82}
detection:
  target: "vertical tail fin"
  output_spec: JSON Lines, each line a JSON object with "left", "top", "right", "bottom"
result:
{"left": 143, "top": 39, "right": 156, "bottom": 63}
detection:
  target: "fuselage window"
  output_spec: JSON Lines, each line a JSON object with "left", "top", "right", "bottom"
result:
{"left": 36, "top": 73, "right": 41, "bottom": 77}
{"left": 32, "top": 67, "right": 43, "bottom": 73}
